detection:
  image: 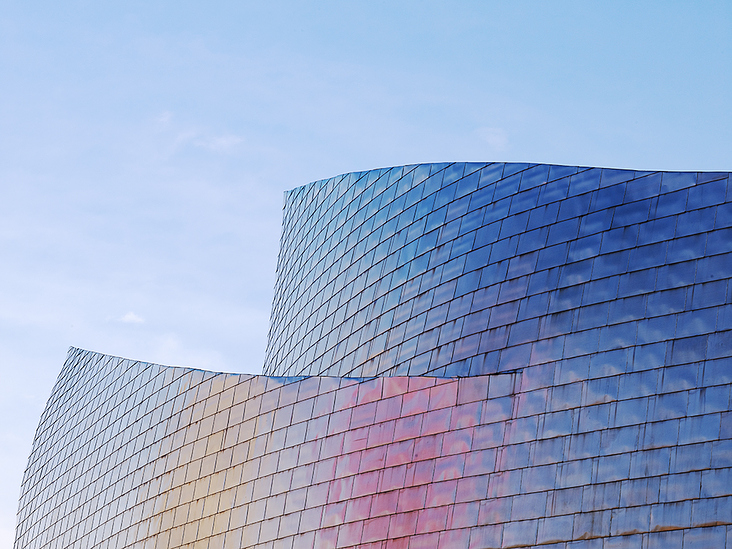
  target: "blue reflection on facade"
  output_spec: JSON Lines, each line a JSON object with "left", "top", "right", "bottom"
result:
{"left": 265, "top": 163, "right": 732, "bottom": 380}
{"left": 15, "top": 163, "right": 732, "bottom": 549}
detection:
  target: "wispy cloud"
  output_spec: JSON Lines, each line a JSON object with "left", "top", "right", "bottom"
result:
{"left": 475, "top": 127, "right": 509, "bottom": 153}
{"left": 193, "top": 134, "right": 243, "bottom": 153}
{"left": 120, "top": 312, "right": 145, "bottom": 324}
{"left": 164, "top": 128, "right": 244, "bottom": 155}
{"left": 156, "top": 111, "right": 173, "bottom": 125}
{"left": 151, "top": 112, "right": 244, "bottom": 156}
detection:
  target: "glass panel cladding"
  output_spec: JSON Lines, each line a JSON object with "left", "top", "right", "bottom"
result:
{"left": 14, "top": 163, "right": 732, "bottom": 548}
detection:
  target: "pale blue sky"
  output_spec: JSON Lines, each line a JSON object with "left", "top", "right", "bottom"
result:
{"left": 1, "top": 1, "right": 730, "bottom": 545}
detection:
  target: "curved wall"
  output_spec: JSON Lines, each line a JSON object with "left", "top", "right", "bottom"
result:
{"left": 15, "top": 348, "right": 732, "bottom": 549}
{"left": 14, "top": 163, "right": 732, "bottom": 549}
{"left": 265, "top": 163, "right": 732, "bottom": 379}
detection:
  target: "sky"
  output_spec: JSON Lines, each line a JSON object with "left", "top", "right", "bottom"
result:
{"left": 0, "top": 1, "right": 730, "bottom": 545}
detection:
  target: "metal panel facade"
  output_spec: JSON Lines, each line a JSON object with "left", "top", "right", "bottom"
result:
{"left": 265, "top": 163, "right": 732, "bottom": 379}
{"left": 14, "top": 163, "right": 732, "bottom": 548}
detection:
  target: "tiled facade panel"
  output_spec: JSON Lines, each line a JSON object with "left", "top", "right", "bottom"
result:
{"left": 264, "top": 163, "right": 732, "bottom": 379}
{"left": 15, "top": 164, "right": 732, "bottom": 548}
{"left": 15, "top": 348, "right": 732, "bottom": 548}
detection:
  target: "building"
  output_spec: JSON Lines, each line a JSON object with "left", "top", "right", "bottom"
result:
{"left": 15, "top": 163, "right": 732, "bottom": 548}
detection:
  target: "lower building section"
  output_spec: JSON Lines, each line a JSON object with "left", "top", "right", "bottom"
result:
{"left": 14, "top": 348, "right": 732, "bottom": 548}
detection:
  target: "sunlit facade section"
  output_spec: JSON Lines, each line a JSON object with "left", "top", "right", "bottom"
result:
{"left": 15, "top": 348, "right": 732, "bottom": 548}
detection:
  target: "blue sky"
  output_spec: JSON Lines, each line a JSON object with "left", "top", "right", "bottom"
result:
{"left": 0, "top": 1, "right": 730, "bottom": 545}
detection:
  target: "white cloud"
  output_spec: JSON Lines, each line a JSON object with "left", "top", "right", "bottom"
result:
{"left": 120, "top": 312, "right": 145, "bottom": 324}
{"left": 163, "top": 129, "right": 244, "bottom": 156}
{"left": 149, "top": 109, "right": 245, "bottom": 156}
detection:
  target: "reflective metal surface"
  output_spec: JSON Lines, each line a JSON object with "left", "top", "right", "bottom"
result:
{"left": 15, "top": 346, "right": 732, "bottom": 548}
{"left": 14, "top": 163, "right": 732, "bottom": 548}
{"left": 265, "top": 164, "right": 732, "bottom": 380}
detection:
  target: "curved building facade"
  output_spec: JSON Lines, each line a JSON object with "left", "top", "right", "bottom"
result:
{"left": 265, "top": 163, "right": 732, "bottom": 379}
{"left": 15, "top": 163, "right": 732, "bottom": 549}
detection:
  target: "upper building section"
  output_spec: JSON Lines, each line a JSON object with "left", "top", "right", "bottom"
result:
{"left": 264, "top": 163, "right": 732, "bottom": 378}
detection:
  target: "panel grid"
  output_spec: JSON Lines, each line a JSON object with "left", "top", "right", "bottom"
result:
{"left": 14, "top": 348, "right": 732, "bottom": 548}
{"left": 14, "top": 163, "right": 732, "bottom": 548}
{"left": 264, "top": 164, "right": 732, "bottom": 380}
